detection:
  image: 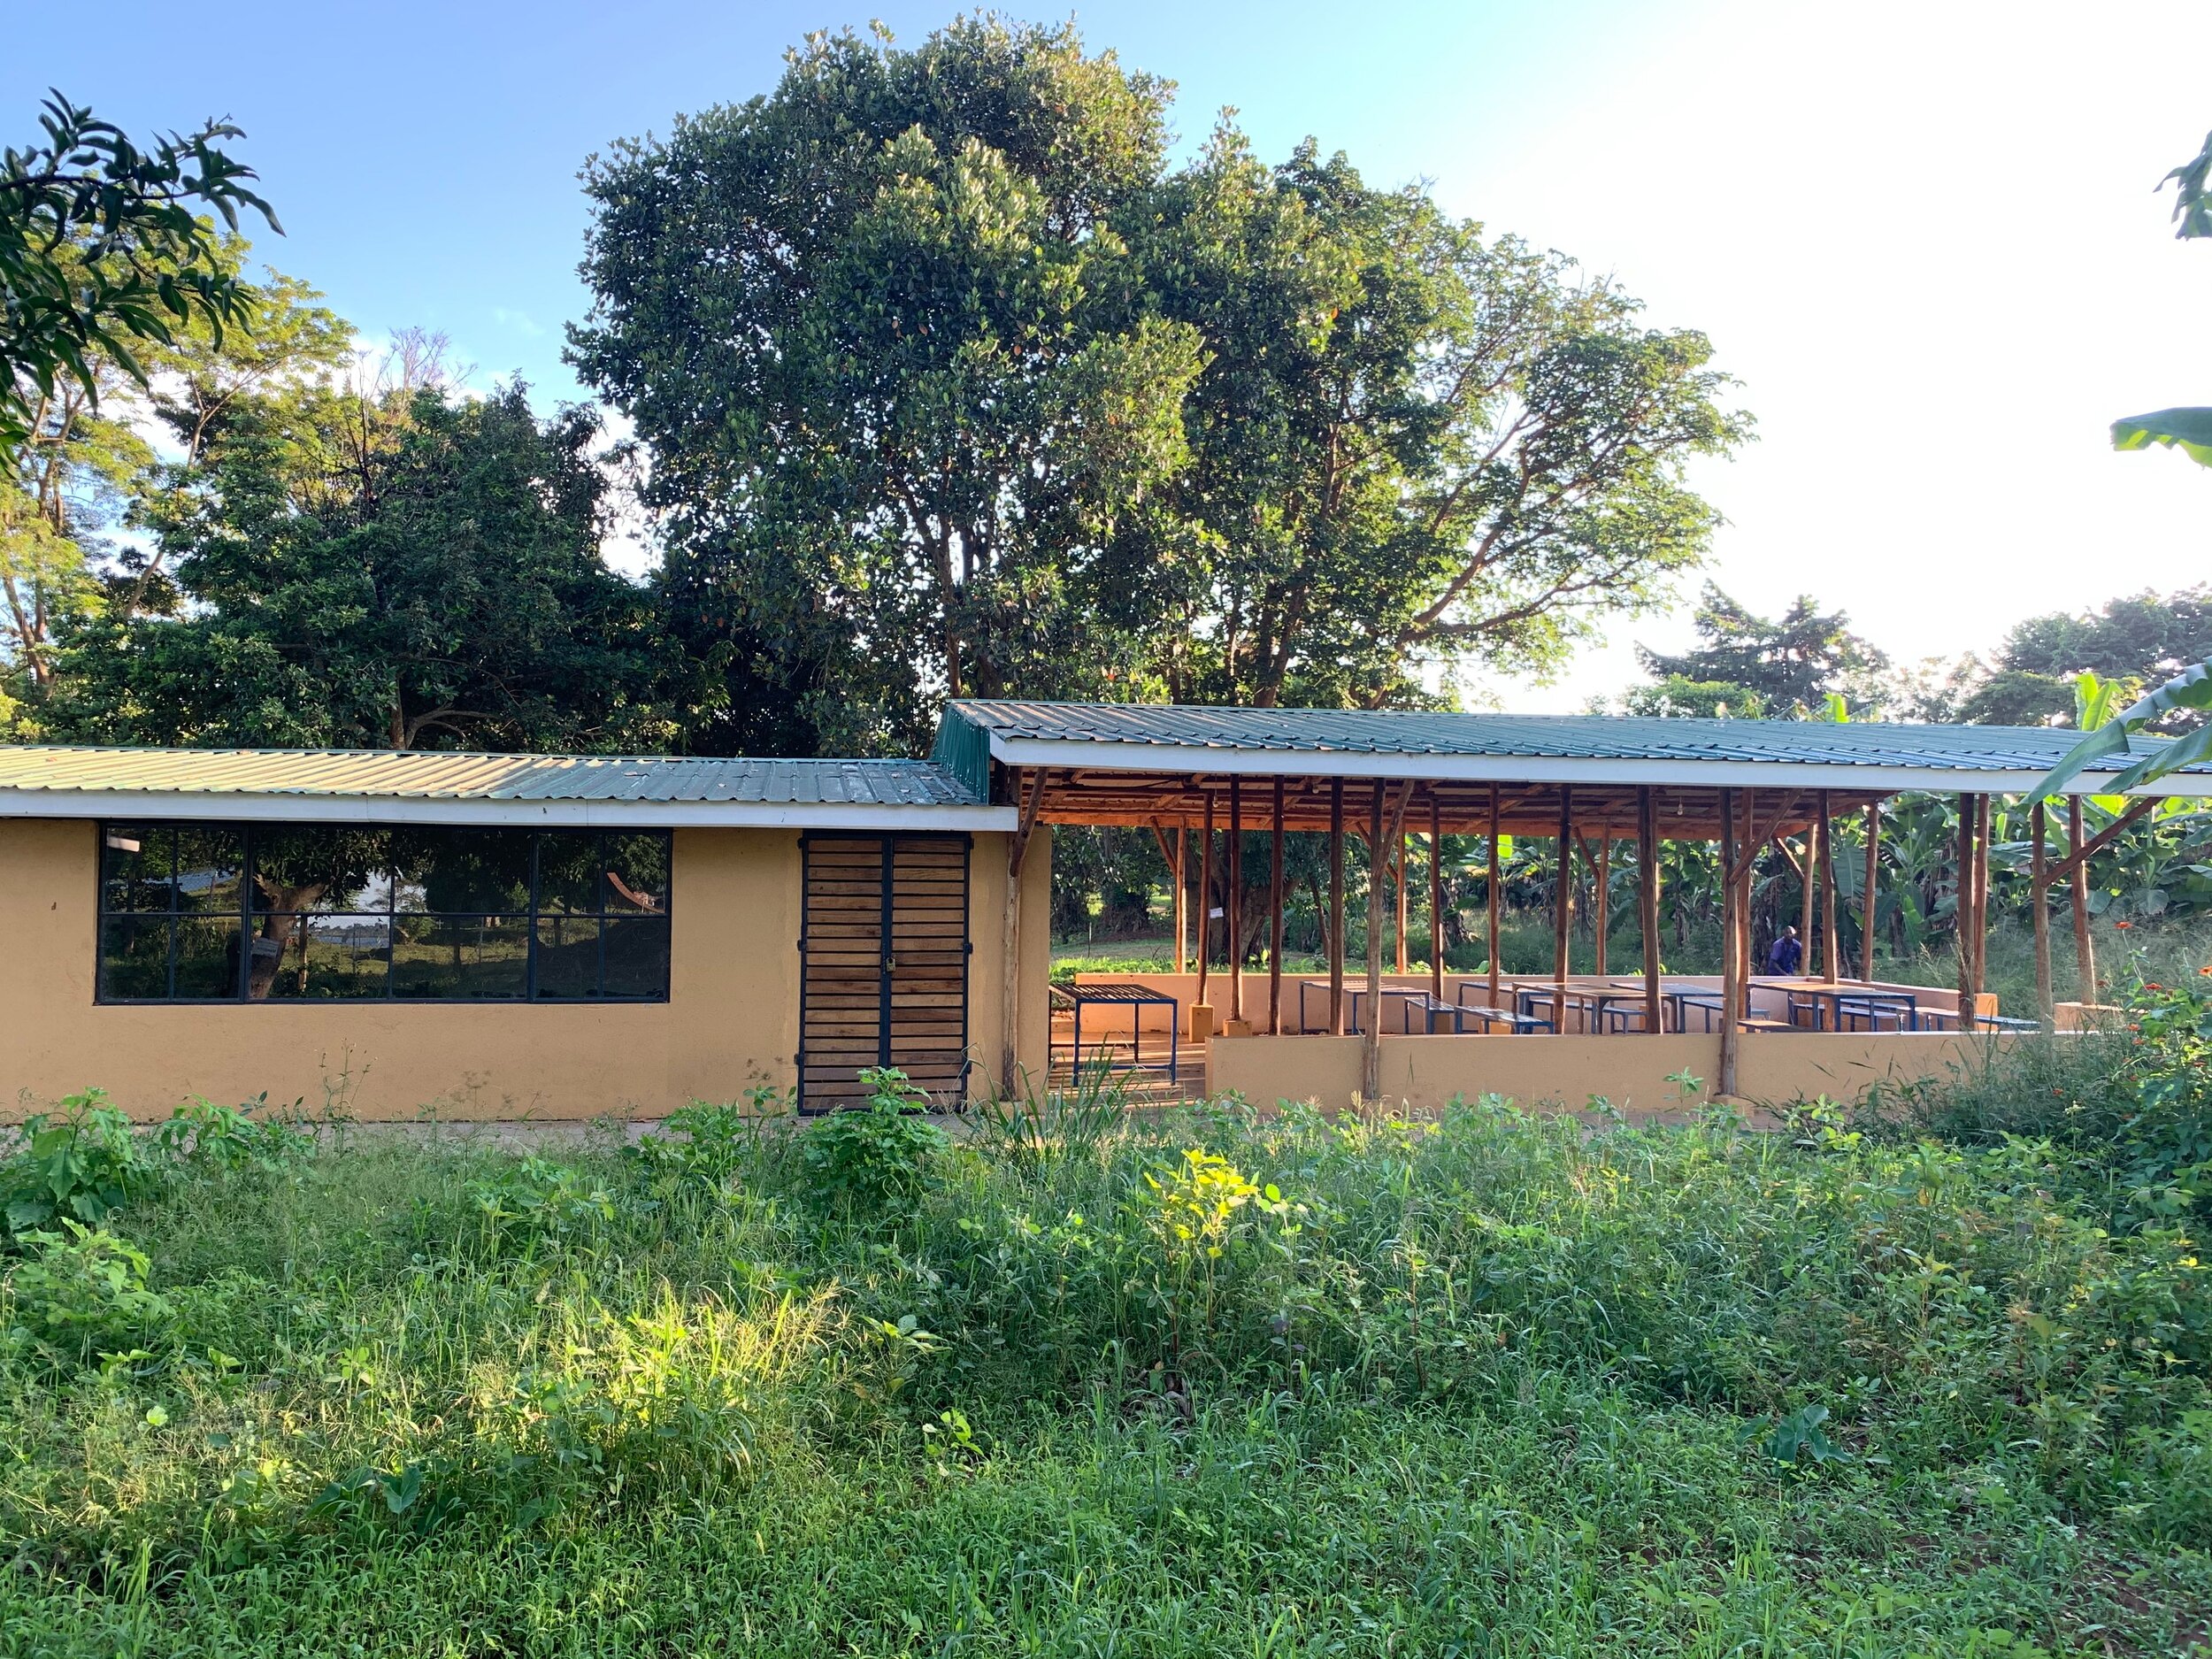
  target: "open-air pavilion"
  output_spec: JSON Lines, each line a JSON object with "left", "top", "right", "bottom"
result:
{"left": 937, "top": 702, "right": 2202, "bottom": 1113}
{"left": 0, "top": 700, "right": 2201, "bottom": 1124}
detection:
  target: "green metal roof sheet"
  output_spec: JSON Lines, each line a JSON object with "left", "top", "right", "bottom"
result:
{"left": 0, "top": 746, "right": 987, "bottom": 811}
{"left": 944, "top": 700, "right": 2210, "bottom": 783}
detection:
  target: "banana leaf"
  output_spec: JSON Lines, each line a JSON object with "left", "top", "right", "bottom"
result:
{"left": 2024, "top": 661, "right": 2212, "bottom": 807}
{"left": 2112, "top": 408, "right": 2212, "bottom": 465}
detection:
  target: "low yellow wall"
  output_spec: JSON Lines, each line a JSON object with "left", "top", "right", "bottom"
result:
{"left": 1206, "top": 1029, "right": 2026, "bottom": 1118}
{"left": 0, "top": 819, "right": 1049, "bottom": 1123}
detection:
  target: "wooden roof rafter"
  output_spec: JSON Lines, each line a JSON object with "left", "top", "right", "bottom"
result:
{"left": 1009, "top": 764, "right": 1881, "bottom": 841}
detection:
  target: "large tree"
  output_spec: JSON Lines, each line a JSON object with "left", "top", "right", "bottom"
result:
{"left": 572, "top": 19, "right": 1746, "bottom": 748}
{"left": 1119, "top": 132, "right": 1746, "bottom": 707}
{"left": 1637, "top": 584, "right": 1886, "bottom": 715}
{"left": 1956, "top": 587, "right": 2212, "bottom": 726}
{"left": 50, "top": 368, "right": 669, "bottom": 753}
{"left": 572, "top": 19, "right": 1202, "bottom": 754}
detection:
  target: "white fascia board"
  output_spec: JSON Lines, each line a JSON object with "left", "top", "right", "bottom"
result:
{"left": 983, "top": 735, "right": 2193, "bottom": 797}
{"left": 0, "top": 789, "right": 1020, "bottom": 831}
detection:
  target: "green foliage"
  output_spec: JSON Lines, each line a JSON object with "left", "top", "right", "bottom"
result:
{"left": 1636, "top": 583, "right": 1886, "bottom": 714}
{"left": 574, "top": 19, "right": 1744, "bottom": 747}
{"left": 49, "top": 379, "right": 670, "bottom": 751}
{"left": 2028, "top": 660, "right": 2212, "bottom": 804}
{"left": 0, "top": 1088, "right": 163, "bottom": 1235}
{"left": 2, "top": 90, "right": 280, "bottom": 457}
{"left": 458, "top": 1156, "right": 619, "bottom": 1259}
{"left": 1621, "top": 673, "right": 1767, "bottom": 718}
{"left": 627, "top": 1090, "right": 790, "bottom": 1188}
{"left": 4, "top": 1048, "right": 2212, "bottom": 1648}
{"left": 795, "top": 1068, "right": 948, "bottom": 1217}
{"left": 3, "top": 1220, "right": 173, "bottom": 1366}
{"left": 151, "top": 1094, "right": 312, "bottom": 1174}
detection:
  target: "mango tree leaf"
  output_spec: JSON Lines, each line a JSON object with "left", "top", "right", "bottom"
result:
{"left": 2112, "top": 408, "right": 2212, "bottom": 465}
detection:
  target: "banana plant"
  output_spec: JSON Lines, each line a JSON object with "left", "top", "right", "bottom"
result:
{"left": 2026, "top": 662, "right": 2212, "bottom": 806}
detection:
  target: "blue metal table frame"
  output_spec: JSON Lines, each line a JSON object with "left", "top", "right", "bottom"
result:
{"left": 1058, "top": 981, "right": 1179, "bottom": 1082}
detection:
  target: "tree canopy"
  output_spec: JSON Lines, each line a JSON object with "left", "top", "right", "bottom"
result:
{"left": 48, "top": 361, "right": 669, "bottom": 752}
{"left": 571, "top": 19, "right": 1747, "bottom": 751}
{"left": 1634, "top": 585, "right": 1885, "bottom": 716}
{"left": 3, "top": 91, "right": 279, "bottom": 458}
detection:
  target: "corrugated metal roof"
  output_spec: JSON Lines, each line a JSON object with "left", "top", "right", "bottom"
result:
{"left": 0, "top": 745, "right": 1016, "bottom": 828}
{"left": 946, "top": 700, "right": 2209, "bottom": 780}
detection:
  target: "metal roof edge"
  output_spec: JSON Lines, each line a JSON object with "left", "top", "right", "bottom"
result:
{"left": 0, "top": 788, "right": 1018, "bottom": 831}
{"left": 974, "top": 735, "right": 2202, "bottom": 797}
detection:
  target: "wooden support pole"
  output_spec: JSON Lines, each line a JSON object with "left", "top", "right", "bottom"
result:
{"left": 1554, "top": 786, "right": 1574, "bottom": 1032}
{"left": 1955, "top": 793, "right": 1979, "bottom": 1033}
{"left": 1638, "top": 787, "right": 1662, "bottom": 1033}
{"left": 1395, "top": 827, "right": 1410, "bottom": 975}
{"left": 1818, "top": 791, "right": 1839, "bottom": 982}
{"left": 1195, "top": 792, "right": 1214, "bottom": 1014}
{"left": 1430, "top": 793, "right": 1446, "bottom": 1003}
{"left": 1797, "top": 818, "right": 1816, "bottom": 979}
{"left": 1593, "top": 829, "right": 1611, "bottom": 977}
{"left": 1327, "top": 780, "right": 1345, "bottom": 1034}
{"left": 1268, "top": 776, "right": 1285, "bottom": 1036}
{"left": 1718, "top": 787, "right": 1741, "bottom": 1099}
{"left": 1228, "top": 778, "right": 1243, "bottom": 1028}
{"left": 1486, "top": 781, "right": 1503, "bottom": 1008}
{"left": 1000, "top": 768, "right": 1048, "bottom": 1098}
{"left": 1861, "top": 803, "right": 1881, "bottom": 983}
{"left": 1173, "top": 826, "right": 1187, "bottom": 976}
{"left": 2069, "top": 797, "right": 2096, "bottom": 1003}
{"left": 1976, "top": 794, "right": 1993, "bottom": 1004}
{"left": 1363, "top": 783, "right": 1386, "bottom": 1102}
{"left": 2031, "top": 800, "right": 2054, "bottom": 1029}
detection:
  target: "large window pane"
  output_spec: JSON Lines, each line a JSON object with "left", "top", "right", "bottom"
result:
{"left": 604, "top": 833, "right": 671, "bottom": 915}
{"left": 534, "top": 832, "right": 603, "bottom": 916}
{"left": 102, "top": 825, "right": 172, "bottom": 912}
{"left": 602, "top": 916, "right": 670, "bottom": 999}
{"left": 250, "top": 826, "right": 390, "bottom": 913}
{"left": 100, "top": 915, "right": 173, "bottom": 999}
{"left": 392, "top": 827, "right": 532, "bottom": 914}
{"left": 173, "top": 918, "right": 242, "bottom": 998}
{"left": 533, "top": 914, "right": 603, "bottom": 998}
{"left": 260, "top": 914, "right": 391, "bottom": 999}
{"left": 173, "top": 826, "right": 245, "bottom": 915}
{"left": 391, "top": 914, "right": 528, "bottom": 999}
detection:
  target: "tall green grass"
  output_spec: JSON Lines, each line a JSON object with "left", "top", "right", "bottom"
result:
{"left": 3, "top": 1075, "right": 2210, "bottom": 1655}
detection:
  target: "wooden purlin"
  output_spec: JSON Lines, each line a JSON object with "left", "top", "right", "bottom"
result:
{"left": 1025, "top": 768, "right": 1877, "bottom": 838}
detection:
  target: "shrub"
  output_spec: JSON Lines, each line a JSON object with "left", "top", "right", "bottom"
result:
{"left": 3, "top": 1221, "right": 173, "bottom": 1366}
{"left": 795, "top": 1068, "right": 946, "bottom": 1219}
{"left": 457, "top": 1156, "right": 621, "bottom": 1258}
{"left": 627, "top": 1089, "right": 789, "bottom": 1189}
{"left": 1, "top": 1089, "right": 164, "bottom": 1239}
{"left": 152, "top": 1094, "right": 314, "bottom": 1174}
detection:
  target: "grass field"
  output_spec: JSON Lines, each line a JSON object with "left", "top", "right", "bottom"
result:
{"left": 4, "top": 1029, "right": 2211, "bottom": 1656}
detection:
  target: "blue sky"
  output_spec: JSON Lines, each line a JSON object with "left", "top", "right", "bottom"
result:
{"left": 16, "top": 1, "right": 2212, "bottom": 708}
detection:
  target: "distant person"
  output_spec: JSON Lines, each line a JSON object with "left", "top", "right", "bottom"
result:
{"left": 1764, "top": 925, "right": 1803, "bottom": 975}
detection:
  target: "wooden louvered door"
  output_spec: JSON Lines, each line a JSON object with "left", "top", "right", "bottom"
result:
{"left": 799, "top": 833, "right": 972, "bottom": 1110}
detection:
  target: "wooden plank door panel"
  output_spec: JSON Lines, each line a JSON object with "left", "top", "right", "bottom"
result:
{"left": 800, "top": 833, "right": 972, "bottom": 1110}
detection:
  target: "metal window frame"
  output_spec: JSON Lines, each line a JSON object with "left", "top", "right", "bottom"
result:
{"left": 92, "top": 818, "right": 672, "bottom": 1006}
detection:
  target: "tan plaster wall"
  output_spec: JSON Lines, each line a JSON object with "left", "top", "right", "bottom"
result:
{"left": 1, "top": 818, "right": 1047, "bottom": 1123}
{"left": 1206, "top": 1029, "right": 2032, "bottom": 1118}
